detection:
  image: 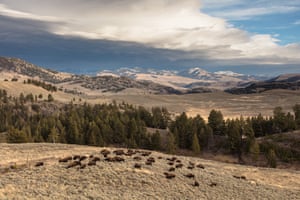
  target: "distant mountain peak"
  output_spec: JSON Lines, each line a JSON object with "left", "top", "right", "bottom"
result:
{"left": 214, "top": 71, "right": 244, "bottom": 77}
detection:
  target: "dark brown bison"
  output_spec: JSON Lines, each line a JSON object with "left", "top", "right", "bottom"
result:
{"left": 113, "top": 149, "right": 125, "bottom": 156}
{"left": 193, "top": 181, "right": 200, "bottom": 187}
{"left": 196, "top": 164, "right": 205, "bottom": 169}
{"left": 184, "top": 173, "right": 195, "bottom": 179}
{"left": 168, "top": 167, "right": 175, "bottom": 172}
{"left": 134, "top": 163, "right": 142, "bottom": 169}
{"left": 175, "top": 163, "right": 183, "bottom": 168}
{"left": 73, "top": 155, "right": 81, "bottom": 160}
{"left": 100, "top": 149, "right": 111, "bottom": 157}
{"left": 79, "top": 155, "right": 88, "bottom": 161}
{"left": 164, "top": 172, "right": 176, "bottom": 179}
{"left": 66, "top": 161, "right": 81, "bottom": 169}
{"left": 133, "top": 156, "right": 142, "bottom": 161}
{"left": 141, "top": 151, "right": 152, "bottom": 157}
{"left": 91, "top": 156, "right": 101, "bottom": 162}
{"left": 34, "top": 162, "right": 44, "bottom": 167}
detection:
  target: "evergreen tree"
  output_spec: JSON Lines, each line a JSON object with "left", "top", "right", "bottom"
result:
{"left": 48, "top": 126, "right": 59, "bottom": 143}
{"left": 166, "top": 132, "right": 176, "bottom": 154}
{"left": 192, "top": 133, "right": 201, "bottom": 154}
{"left": 150, "top": 131, "right": 161, "bottom": 150}
{"left": 208, "top": 109, "right": 224, "bottom": 135}
{"left": 249, "top": 140, "right": 260, "bottom": 162}
{"left": 226, "top": 120, "right": 242, "bottom": 155}
{"left": 7, "top": 128, "right": 28, "bottom": 143}
{"left": 273, "top": 107, "right": 286, "bottom": 133}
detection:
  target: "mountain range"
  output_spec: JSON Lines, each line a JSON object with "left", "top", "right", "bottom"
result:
{"left": 1, "top": 56, "right": 299, "bottom": 95}
{"left": 97, "top": 67, "right": 266, "bottom": 91}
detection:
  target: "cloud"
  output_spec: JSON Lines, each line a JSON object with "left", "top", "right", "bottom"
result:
{"left": 208, "top": 6, "right": 300, "bottom": 21}
{"left": 0, "top": 0, "right": 300, "bottom": 66}
{"left": 294, "top": 20, "right": 300, "bottom": 25}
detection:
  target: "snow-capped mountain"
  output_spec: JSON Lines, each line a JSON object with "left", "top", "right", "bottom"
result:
{"left": 97, "top": 67, "right": 262, "bottom": 90}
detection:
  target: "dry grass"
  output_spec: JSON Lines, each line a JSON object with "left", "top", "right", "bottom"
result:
{"left": 1, "top": 75, "right": 300, "bottom": 119}
{"left": 0, "top": 143, "right": 299, "bottom": 199}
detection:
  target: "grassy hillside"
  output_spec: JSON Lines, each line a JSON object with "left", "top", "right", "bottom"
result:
{"left": 0, "top": 143, "right": 299, "bottom": 200}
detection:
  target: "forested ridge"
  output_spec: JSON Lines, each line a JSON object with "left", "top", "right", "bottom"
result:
{"left": 0, "top": 89, "right": 299, "bottom": 168}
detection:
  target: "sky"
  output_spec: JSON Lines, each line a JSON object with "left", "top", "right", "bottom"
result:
{"left": 0, "top": 0, "right": 299, "bottom": 75}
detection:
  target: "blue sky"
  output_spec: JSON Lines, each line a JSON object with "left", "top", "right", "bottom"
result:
{"left": 0, "top": 0, "right": 299, "bottom": 75}
{"left": 201, "top": 0, "right": 300, "bottom": 45}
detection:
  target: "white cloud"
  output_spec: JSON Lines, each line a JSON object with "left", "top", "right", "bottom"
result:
{"left": 0, "top": 0, "right": 300, "bottom": 65}
{"left": 0, "top": 4, "right": 60, "bottom": 22}
{"left": 210, "top": 6, "right": 300, "bottom": 20}
{"left": 202, "top": 0, "right": 300, "bottom": 20}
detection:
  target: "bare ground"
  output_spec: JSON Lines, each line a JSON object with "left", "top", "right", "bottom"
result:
{"left": 0, "top": 143, "right": 299, "bottom": 200}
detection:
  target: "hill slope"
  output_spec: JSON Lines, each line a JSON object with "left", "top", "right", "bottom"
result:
{"left": 226, "top": 74, "right": 300, "bottom": 94}
{"left": 0, "top": 143, "right": 299, "bottom": 199}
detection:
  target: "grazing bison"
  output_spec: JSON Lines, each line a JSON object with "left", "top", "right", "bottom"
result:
{"left": 187, "top": 165, "right": 195, "bottom": 170}
{"left": 73, "top": 155, "right": 81, "bottom": 160}
{"left": 91, "top": 156, "right": 101, "bottom": 162}
{"left": 196, "top": 164, "right": 205, "bottom": 169}
{"left": 80, "top": 164, "right": 87, "bottom": 169}
{"left": 34, "top": 162, "right": 44, "bottom": 167}
{"left": 133, "top": 156, "right": 142, "bottom": 161}
{"left": 233, "top": 175, "right": 246, "bottom": 180}
{"left": 113, "top": 149, "right": 125, "bottom": 156}
{"left": 100, "top": 149, "right": 111, "bottom": 157}
{"left": 193, "top": 181, "right": 200, "bottom": 187}
{"left": 157, "top": 156, "right": 163, "bottom": 159}
{"left": 175, "top": 163, "right": 183, "bottom": 168}
{"left": 79, "top": 155, "right": 88, "bottom": 161}
{"left": 147, "top": 157, "right": 155, "bottom": 163}
{"left": 105, "top": 156, "right": 125, "bottom": 162}
{"left": 168, "top": 162, "right": 174, "bottom": 166}
{"left": 59, "top": 156, "right": 72, "bottom": 163}
{"left": 145, "top": 161, "right": 152, "bottom": 166}
{"left": 164, "top": 172, "right": 176, "bottom": 179}
{"left": 141, "top": 151, "right": 152, "bottom": 157}
{"left": 134, "top": 163, "right": 142, "bottom": 169}
{"left": 125, "top": 149, "right": 136, "bottom": 156}
{"left": 167, "top": 157, "right": 177, "bottom": 162}
{"left": 168, "top": 167, "right": 175, "bottom": 172}
{"left": 66, "top": 161, "right": 81, "bottom": 169}
{"left": 184, "top": 173, "right": 195, "bottom": 179}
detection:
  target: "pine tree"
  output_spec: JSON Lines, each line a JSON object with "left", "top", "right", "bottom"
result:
{"left": 249, "top": 140, "right": 260, "bottom": 162}
{"left": 48, "top": 126, "right": 59, "bottom": 143}
{"left": 208, "top": 110, "right": 224, "bottom": 135}
{"left": 150, "top": 131, "right": 161, "bottom": 150}
{"left": 192, "top": 133, "right": 200, "bottom": 154}
{"left": 166, "top": 132, "right": 176, "bottom": 154}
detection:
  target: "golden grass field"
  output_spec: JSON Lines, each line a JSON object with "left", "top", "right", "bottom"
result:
{"left": 1, "top": 77, "right": 300, "bottom": 119}
{"left": 0, "top": 143, "right": 299, "bottom": 199}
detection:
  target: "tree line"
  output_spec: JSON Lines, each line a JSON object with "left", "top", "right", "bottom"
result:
{"left": 24, "top": 79, "right": 57, "bottom": 92}
{"left": 1, "top": 89, "right": 300, "bottom": 167}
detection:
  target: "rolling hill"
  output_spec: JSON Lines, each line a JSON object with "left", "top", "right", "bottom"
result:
{"left": 226, "top": 74, "right": 300, "bottom": 94}
{"left": 0, "top": 143, "right": 299, "bottom": 200}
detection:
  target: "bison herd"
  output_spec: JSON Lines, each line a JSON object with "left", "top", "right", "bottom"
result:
{"left": 32, "top": 148, "right": 211, "bottom": 188}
